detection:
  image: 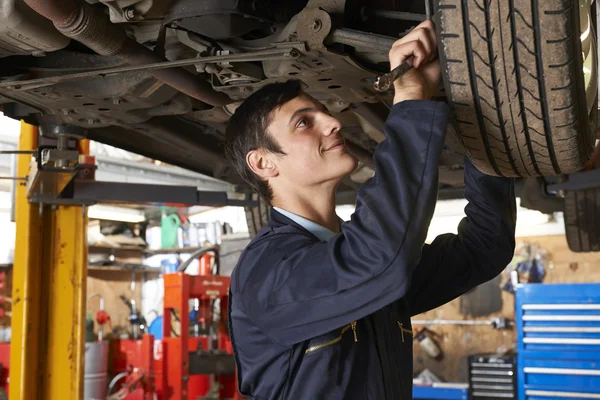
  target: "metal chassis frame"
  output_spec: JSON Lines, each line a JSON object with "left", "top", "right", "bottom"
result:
{"left": 29, "top": 180, "right": 256, "bottom": 208}
{"left": 547, "top": 169, "right": 600, "bottom": 192}
{"left": 25, "top": 156, "right": 257, "bottom": 208}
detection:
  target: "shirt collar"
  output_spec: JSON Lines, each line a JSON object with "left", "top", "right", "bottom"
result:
{"left": 273, "top": 207, "right": 338, "bottom": 242}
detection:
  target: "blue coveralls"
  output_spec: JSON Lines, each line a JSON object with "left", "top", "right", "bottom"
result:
{"left": 229, "top": 100, "right": 517, "bottom": 399}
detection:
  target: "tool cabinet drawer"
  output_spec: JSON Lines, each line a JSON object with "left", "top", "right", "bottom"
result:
{"left": 516, "top": 284, "right": 600, "bottom": 400}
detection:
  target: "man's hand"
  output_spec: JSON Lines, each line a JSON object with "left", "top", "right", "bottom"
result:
{"left": 389, "top": 20, "right": 441, "bottom": 104}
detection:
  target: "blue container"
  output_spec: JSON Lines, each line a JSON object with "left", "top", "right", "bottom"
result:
{"left": 161, "top": 258, "right": 179, "bottom": 274}
{"left": 148, "top": 316, "right": 163, "bottom": 339}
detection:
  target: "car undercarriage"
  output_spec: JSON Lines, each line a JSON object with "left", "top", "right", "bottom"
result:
{"left": 0, "top": 0, "right": 598, "bottom": 250}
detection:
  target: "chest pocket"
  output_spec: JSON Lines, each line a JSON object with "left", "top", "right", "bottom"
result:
{"left": 305, "top": 321, "right": 358, "bottom": 355}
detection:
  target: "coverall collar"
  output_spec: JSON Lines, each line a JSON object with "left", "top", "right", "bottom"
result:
{"left": 272, "top": 207, "right": 338, "bottom": 242}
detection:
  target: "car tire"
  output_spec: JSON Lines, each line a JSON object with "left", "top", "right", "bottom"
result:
{"left": 436, "top": 0, "right": 597, "bottom": 177}
{"left": 564, "top": 187, "right": 600, "bottom": 252}
{"left": 244, "top": 196, "right": 270, "bottom": 237}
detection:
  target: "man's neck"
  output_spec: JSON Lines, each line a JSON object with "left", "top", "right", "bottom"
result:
{"left": 272, "top": 186, "right": 339, "bottom": 234}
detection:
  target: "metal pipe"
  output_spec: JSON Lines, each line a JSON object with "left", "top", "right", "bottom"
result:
{"left": 362, "top": 7, "right": 427, "bottom": 22}
{"left": 1, "top": 48, "right": 298, "bottom": 91}
{"left": 412, "top": 319, "right": 492, "bottom": 326}
{"left": 328, "top": 28, "right": 399, "bottom": 53}
{"left": 411, "top": 318, "right": 513, "bottom": 329}
{"left": 22, "top": 0, "right": 77, "bottom": 25}
{"left": 22, "top": 0, "right": 230, "bottom": 107}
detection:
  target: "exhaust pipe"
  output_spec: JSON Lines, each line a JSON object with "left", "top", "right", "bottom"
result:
{"left": 23, "top": 0, "right": 230, "bottom": 107}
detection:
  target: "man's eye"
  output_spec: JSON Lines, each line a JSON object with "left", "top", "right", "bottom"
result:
{"left": 297, "top": 118, "right": 307, "bottom": 128}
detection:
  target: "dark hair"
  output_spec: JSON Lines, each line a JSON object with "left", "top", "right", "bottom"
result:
{"left": 225, "top": 80, "right": 302, "bottom": 204}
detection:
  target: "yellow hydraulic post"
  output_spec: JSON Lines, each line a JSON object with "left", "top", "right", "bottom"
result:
{"left": 10, "top": 122, "right": 42, "bottom": 400}
{"left": 41, "top": 203, "right": 88, "bottom": 398}
{"left": 10, "top": 122, "right": 89, "bottom": 399}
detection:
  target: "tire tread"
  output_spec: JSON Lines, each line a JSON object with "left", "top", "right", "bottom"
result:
{"left": 436, "top": 0, "right": 596, "bottom": 177}
{"left": 564, "top": 188, "right": 600, "bottom": 252}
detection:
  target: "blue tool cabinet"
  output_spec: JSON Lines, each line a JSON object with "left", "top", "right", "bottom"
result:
{"left": 516, "top": 283, "right": 600, "bottom": 400}
{"left": 413, "top": 383, "right": 469, "bottom": 400}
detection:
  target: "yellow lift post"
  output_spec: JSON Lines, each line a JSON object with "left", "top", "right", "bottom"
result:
{"left": 7, "top": 119, "right": 250, "bottom": 399}
{"left": 10, "top": 121, "right": 89, "bottom": 399}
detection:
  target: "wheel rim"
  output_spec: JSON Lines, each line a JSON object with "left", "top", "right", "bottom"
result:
{"left": 580, "top": 0, "right": 597, "bottom": 120}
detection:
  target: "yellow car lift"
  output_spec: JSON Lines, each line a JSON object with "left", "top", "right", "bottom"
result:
{"left": 8, "top": 121, "right": 253, "bottom": 399}
{"left": 10, "top": 122, "right": 89, "bottom": 399}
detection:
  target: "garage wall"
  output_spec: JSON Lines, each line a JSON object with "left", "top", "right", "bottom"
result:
{"left": 87, "top": 270, "right": 146, "bottom": 337}
{"left": 412, "top": 235, "right": 600, "bottom": 382}
{"left": 0, "top": 267, "right": 152, "bottom": 340}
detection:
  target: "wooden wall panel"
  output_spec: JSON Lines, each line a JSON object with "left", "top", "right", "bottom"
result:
{"left": 412, "top": 235, "right": 600, "bottom": 382}
{"left": 86, "top": 270, "right": 144, "bottom": 338}
{"left": 1, "top": 267, "right": 157, "bottom": 339}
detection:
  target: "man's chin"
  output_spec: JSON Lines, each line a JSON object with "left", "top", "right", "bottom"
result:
{"left": 346, "top": 153, "right": 360, "bottom": 172}
{"left": 332, "top": 156, "right": 360, "bottom": 182}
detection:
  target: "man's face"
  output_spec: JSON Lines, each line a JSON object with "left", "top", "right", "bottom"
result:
{"left": 266, "top": 94, "right": 358, "bottom": 188}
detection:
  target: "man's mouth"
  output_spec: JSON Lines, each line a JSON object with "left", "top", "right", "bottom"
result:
{"left": 325, "top": 139, "right": 346, "bottom": 152}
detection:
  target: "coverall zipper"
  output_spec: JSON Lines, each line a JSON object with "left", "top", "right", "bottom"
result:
{"left": 397, "top": 322, "right": 413, "bottom": 343}
{"left": 305, "top": 321, "right": 358, "bottom": 354}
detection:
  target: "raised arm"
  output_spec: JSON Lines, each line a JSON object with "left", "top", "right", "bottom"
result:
{"left": 404, "top": 158, "right": 517, "bottom": 316}
{"left": 237, "top": 100, "right": 449, "bottom": 346}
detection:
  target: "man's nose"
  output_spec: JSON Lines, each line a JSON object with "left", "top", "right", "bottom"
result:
{"left": 322, "top": 114, "right": 342, "bottom": 136}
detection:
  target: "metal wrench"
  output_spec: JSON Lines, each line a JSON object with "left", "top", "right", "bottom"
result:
{"left": 372, "top": 56, "right": 414, "bottom": 92}
{"left": 373, "top": 2, "right": 431, "bottom": 93}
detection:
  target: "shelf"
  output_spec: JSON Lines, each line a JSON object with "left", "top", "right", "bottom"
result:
{"left": 0, "top": 264, "right": 161, "bottom": 272}
{"left": 87, "top": 265, "right": 161, "bottom": 274}
{"left": 89, "top": 245, "right": 146, "bottom": 253}
{"left": 143, "top": 246, "right": 205, "bottom": 255}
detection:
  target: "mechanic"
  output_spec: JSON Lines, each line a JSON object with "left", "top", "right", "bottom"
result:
{"left": 224, "top": 20, "right": 516, "bottom": 400}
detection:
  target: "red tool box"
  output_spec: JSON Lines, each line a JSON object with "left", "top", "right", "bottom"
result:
{"left": 108, "top": 270, "right": 240, "bottom": 399}
{"left": 110, "top": 337, "right": 212, "bottom": 399}
{"left": 162, "top": 272, "right": 239, "bottom": 400}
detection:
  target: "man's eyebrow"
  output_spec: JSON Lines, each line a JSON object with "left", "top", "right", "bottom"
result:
{"left": 288, "top": 107, "right": 318, "bottom": 126}
{"left": 288, "top": 104, "right": 329, "bottom": 125}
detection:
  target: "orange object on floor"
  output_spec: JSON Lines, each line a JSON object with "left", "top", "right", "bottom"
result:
{"left": 109, "top": 337, "right": 211, "bottom": 400}
{"left": 0, "top": 342, "right": 10, "bottom": 395}
{"left": 163, "top": 272, "right": 241, "bottom": 400}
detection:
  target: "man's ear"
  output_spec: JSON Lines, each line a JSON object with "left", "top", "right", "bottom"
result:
{"left": 246, "top": 149, "right": 279, "bottom": 180}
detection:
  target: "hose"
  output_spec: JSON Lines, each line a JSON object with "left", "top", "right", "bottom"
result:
{"left": 107, "top": 372, "right": 129, "bottom": 395}
{"left": 177, "top": 245, "right": 220, "bottom": 273}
